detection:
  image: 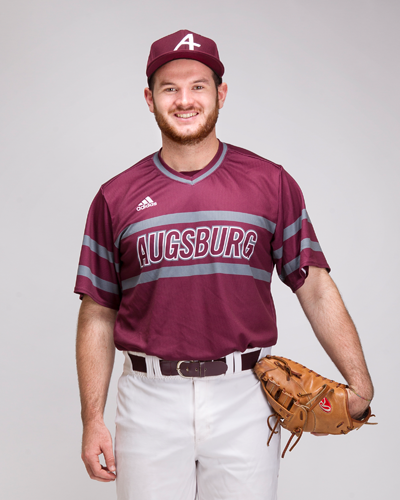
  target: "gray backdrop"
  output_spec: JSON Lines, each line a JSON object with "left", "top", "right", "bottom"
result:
{"left": 1, "top": 1, "right": 398, "bottom": 498}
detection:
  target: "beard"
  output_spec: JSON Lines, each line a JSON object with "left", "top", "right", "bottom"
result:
{"left": 153, "top": 98, "right": 219, "bottom": 146}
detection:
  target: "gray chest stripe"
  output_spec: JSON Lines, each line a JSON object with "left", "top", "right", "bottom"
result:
{"left": 121, "top": 263, "right": 271, "bottom": 290}
{"left": 115, "top": 211, "right": 276, "bottom": 248}
{"left": 153, "top": 143, "right": 228, "bottom": 185}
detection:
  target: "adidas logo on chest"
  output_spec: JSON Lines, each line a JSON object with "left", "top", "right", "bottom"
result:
{"left": 137, "top": 196, "right": 157, "bottom": 211}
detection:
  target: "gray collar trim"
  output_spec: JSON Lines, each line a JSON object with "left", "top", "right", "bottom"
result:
{"left": 153, "top": 143, "right": 228, "bottom": 185}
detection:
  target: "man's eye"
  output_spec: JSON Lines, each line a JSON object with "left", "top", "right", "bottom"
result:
{"left": 193, "top": 86, "right": 204, "bottom": 90}
{"left": 164, "top": 88, "right": 176, "bottom": 92}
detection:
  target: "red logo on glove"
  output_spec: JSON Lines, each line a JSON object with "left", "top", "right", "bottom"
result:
{"left": 319, "top": 398, "right": 332, "bottom": 413}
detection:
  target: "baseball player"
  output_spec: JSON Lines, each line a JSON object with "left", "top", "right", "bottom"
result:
{"left": 75, "top": 30, "right": 374, "bottom": 500}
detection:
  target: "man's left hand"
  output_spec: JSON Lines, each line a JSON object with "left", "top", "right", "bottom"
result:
{"left": 312, "top": 388, "right": 370, "bottom": 437}
{"left": 347, "top": 388, "right": 370, "bottom": 420}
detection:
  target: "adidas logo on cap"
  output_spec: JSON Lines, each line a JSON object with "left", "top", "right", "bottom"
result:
{"left": 137, "top": 196, "right": 157, "bottom": 211}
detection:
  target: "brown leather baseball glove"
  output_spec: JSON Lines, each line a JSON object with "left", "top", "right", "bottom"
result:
{"left": 254, "top": 355, "right": 376, "bottom": 457}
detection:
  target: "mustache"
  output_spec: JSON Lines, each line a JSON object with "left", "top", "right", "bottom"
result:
{"left": 172, "top": 107, "right": 201, "bottom": 113}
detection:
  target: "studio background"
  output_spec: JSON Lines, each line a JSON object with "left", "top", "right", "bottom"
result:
{"left": 1, "top": 1, "right": 397, "bottom": 498}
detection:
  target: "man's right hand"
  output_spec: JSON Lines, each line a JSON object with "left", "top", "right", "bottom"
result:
{"left": 81, "top": 420, "right": 116, "bottom": 482}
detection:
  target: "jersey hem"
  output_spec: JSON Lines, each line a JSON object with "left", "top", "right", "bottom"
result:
{"left": 290, "top": 263, "right": 331, "bottom": 293}
{"left": 74, "top": 287, "right": 120, "bottom": 310}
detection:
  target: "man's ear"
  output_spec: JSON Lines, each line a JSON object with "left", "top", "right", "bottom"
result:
{"left": 217, "top": 82, "right": 228, "bottom": 110}
{"left": 144, "top": 87, "right": 154, "bottom": 113}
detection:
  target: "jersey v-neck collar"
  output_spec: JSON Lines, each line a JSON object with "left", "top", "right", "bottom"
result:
{"left": 152, "top": 141, "right": 228, "bottom": 185}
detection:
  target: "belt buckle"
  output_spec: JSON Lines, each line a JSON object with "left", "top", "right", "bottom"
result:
{"left": 177, "top": 360, "right": 193, "bottom": 378}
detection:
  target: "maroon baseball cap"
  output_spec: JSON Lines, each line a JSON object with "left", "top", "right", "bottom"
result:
{"left": 146, "top": 29, "right": 224, "bottom": 81}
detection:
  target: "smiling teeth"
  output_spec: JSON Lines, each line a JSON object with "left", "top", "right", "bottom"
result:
{"left": 176, "top": 113, "right": 197, "bottom": 118}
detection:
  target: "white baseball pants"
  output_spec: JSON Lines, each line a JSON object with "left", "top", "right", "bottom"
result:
{"left": 115, "top": 348, "right": 280, "bottom": 500}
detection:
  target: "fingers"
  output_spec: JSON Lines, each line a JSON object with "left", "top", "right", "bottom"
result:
{"left": 83, "top": 461, "right": 116, "bottom": 482}
{"left": 81, "top": 422, "right": 117, "bottom": 482}
{"left": 82, "top": 448, "right": 116, "bottom": 482}
{"left": 103, "top": 443, "right": 117, "bottom": 475}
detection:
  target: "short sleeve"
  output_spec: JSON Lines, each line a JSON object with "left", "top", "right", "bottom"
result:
{"left": 271, "top": 168, "right": 330, "bottom": 292}
{"left": 74, "top": 188, "right": 121, "bottom": 309}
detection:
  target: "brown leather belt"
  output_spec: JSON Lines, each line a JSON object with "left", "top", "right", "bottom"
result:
{"left": 128, "top": 350, "right": 261, "bottom": 378}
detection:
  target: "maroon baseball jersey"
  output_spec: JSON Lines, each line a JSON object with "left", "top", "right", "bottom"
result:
{"left": 74, "top": 142, "right": 329, "bottom": 360}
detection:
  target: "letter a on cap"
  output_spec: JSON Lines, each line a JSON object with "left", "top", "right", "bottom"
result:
{"left": 174, "top": 33, "right": 201, "bottom": 51}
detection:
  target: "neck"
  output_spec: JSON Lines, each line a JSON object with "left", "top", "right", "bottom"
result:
{"left": 160, "top": 132, "right": 219, "bottom": 172}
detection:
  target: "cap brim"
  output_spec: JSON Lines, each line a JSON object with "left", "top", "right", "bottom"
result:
{"left": 146, "top": 50, "right": 225, "bottom": 79}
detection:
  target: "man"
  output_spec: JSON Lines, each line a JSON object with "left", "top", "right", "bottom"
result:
{"left": 75, "top": 30, "right": 373, "bottom": 500}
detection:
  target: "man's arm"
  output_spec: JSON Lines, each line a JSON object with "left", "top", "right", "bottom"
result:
{"left": 76, "top": 294, "right": 118, "bottom": 482}
{"left": 295, "top": 266, "right": 374, "bottom": 419}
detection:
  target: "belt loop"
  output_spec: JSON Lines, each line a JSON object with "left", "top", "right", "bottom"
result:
{"left": 233, "top": 351, "right": 242, "bottom": 373}
{"left": 144, "top": 356, "right": 154, "bottom": 378}
{"left": 153, "top": 356, "right": 163, "bottom": 378}
{"left": 145, "top": 355, "right": 162, "bottom": 378}
{"left": 225, "top": 353, "right": 234, "bottom": 374}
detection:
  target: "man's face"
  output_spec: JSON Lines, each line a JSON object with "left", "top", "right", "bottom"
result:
{"left": 145, "top": 59, "right": 227, "bottom": 146}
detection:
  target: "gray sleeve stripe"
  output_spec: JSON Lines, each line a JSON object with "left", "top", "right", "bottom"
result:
{"left": 279, "top": 256, "right": 301, "bottom": 281}
{"left": 272, "top": 247, "right": 283, "bottom": 260}
{"left": 83, "top": 235, "right": 115, "bottom": 263}
{"left": 301, "top": 238, "right": 322, "bottom": 253}
{"left": 121, "top": 263, "right": 271, "bottom": 290}
{"left": 278, "top": 239, "right": 322, "bottom": 280}
{"left": 115, "top": 211, "right": 276, "bottom": 247}
{"left": 273, "top": 238, "right": 321, "bottom": 262}
{"left": 77, "top": 265, "right": 120, "bottom": 295}
{"left": 283, "top": 209, "right": 310, "bottom": 241}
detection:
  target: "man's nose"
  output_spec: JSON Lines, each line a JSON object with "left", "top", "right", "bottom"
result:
{"left": 176, "top": 88, "right": 194, "bottom": 108}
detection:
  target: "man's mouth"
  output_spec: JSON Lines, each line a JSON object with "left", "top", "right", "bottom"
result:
{"left": 175, "top": 112, "right": 198, "bottom": 118}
